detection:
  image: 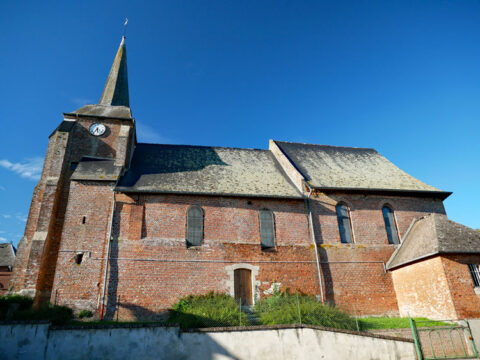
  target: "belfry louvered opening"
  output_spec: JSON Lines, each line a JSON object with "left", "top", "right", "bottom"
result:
{"left": 186, "top": 206, "right": 204, "bottom": 247}
{"left": 259, "top": 209, "right": 275, "bottom": 249}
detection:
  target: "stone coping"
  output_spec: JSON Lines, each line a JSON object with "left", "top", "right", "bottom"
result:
{"left": 0, "top": 321, "right": 414, "bottom": 343}
{"left": 183, "top": 324, "right": 414, "bottom": 343}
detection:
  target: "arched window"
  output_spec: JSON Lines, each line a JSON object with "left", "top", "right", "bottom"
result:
{"left": 336, "top": 203, "right": 353, "bottom": 243}
{"left": 186, "top": 206, "right": 204, "bottom": 247}
{"left": 259, "top": 209, "right": 275, "bottom": 249}
{"left": 382, "top": 205, "right": 399, "bottom": 244}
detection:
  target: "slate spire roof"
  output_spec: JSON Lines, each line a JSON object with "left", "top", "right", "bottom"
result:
{"left": 99, "top": 36, "right": 130, "bottom": 107}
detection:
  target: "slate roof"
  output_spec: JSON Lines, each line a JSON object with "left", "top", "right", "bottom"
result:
{"left": 387, "top": 214, "right": 480, "bottom": 270}
{"left": 99, "top": 36, "right": 129, "bottom": 107}
{"left": 0, "top": 243, "right": 16, "bottom": 267}
{"left": 116, "top": 143, "right": 302, "bottom": 198}
{"left": 69, "top": 104, "right": 132, "bottom": 119}
{"left": 71, "top": 157, "right": 122, "bottom": 181}
{"left": 274, "top": 141, "right": 447, "bottom": 196}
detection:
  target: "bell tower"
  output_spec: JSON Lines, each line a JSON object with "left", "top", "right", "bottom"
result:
{"left": 11, "top": 36, "right": 136, "bottom": 305}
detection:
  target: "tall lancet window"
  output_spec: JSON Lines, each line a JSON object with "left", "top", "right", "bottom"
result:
{"left": 382, "top": 205, "right": 399, "bottom": 244}
{"left": 186, "top": 206, "right": 204, "bottom": 247}
{"left": 259, "top": 209, "right": 275, "bottom": 249}
{"left": 336, "top": 203, "right": 353, "bottom": 243}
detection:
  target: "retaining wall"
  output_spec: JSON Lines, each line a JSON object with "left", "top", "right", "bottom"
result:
{"left": 0, "top": 323, "right": 416, "bottom": 360}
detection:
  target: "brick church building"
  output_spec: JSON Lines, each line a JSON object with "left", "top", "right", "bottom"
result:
{"left": 10, "top": 37, "right": 480, "bottom": 321}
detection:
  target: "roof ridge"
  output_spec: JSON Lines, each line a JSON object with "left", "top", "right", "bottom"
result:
{"left": 137, "top": 142, "right": 267, "bottom": 152}
{"left": 273, "top": 140, "right": 376, "bottom": 151}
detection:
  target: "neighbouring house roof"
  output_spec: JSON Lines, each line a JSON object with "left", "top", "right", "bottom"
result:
{"left": 0, "top": 243, "right": 16, "bottom": 267}
{"left": 274, "top": 141, "right": 449, "bottom": 197}
{"left": 116, "top": 143, "right": 302, "bottom": 198}
{"left": 387, "top": 214, "right": 480, "bottom": 270}
{"left": 71, "top": 157, "right": 123, "bottom": 181}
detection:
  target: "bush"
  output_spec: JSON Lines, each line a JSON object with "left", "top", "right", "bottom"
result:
{"left": 254, "top": 292, "right": 357, "bottom": 330}
{"left": 0, "top": 294, "right": 34, "bottom": 320}
{"left": 13, "top": 304, "right": 74, "bottom": 325}
{"left": 168, "top": 292, "right": 249, "bottom": 329}
{"left": 0, "top": 294, "right": 74, "bottom": 325}
{"left": 78, "top": 310, "right": 93, "bottom": 319}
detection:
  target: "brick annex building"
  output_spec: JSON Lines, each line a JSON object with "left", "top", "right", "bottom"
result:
{"left": 11, "top": 37, "right": 480, "bottom": 321}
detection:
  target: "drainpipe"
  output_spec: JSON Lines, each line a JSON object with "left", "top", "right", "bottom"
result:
{"left": 99, "top": 185, "right": 118, "bottom": 320}
{"left": 305, "top": 185, "right": 325, "bottom": 304}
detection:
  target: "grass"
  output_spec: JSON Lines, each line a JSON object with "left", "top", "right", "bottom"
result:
{"left": 167, "top": 292, "right": 249, "bottom": 329}
{"left": 358, "top": 317, "right": 449, "bottom": 330}
{"left": 254, "top": 292, "right": 357, "bottom": 331}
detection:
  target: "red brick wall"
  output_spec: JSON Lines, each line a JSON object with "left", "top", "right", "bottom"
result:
{"left": 49, "top": 186, "right": 446, "bottom": 320}
{"left": 50, "top": 181, "right": 114, "bottom": 311}
{"left": 441, "top": 254, "right": 480, "bottom": 319}
{"left": 0, "top": 268, "right": 12, "bottom": 294}
{"left": 312, "top": 193, "right": 445, "bottom": 316}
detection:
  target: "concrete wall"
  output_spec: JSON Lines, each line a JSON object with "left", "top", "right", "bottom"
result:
{"left": 0, "top": 323, "right": 416, "bottom": 360}
{"left": 391, "top": 256, "right": 457, "bottom": 319}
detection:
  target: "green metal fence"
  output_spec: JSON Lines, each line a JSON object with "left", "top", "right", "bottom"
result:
{"left": 410, "top": 318, "right": 478, "bottom": 360}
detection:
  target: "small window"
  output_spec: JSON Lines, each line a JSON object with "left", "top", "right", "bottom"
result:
{"left": 382, "top": 205, "right": 399, "bottom": 244}
{"left": 259, "top": 209, "right": 275, "bottom": 249}
{"left": 74, "top": 253, "right": 84, "bottom": 265}
{"left": 186, "top": 206, "right": 204, "bottom": 247}
{"left": 336, "top": 203, "right": 353, "bottom": 243}
{"left": 469, "top": 264, "right": 480, "bottom": 287}
{"left": 82, "top": 216, "right": 86, "bottom": 224}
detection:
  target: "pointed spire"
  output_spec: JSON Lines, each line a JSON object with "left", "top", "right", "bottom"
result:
{"left": 99, "top": 36, "right": 130, "bottom": 107}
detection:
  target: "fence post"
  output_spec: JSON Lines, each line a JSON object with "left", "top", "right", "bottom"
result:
{"left": 466, "top": 320, "right": 479, "bottom": 357}
{"left": 116, "top": 295, "right": 120, "bottom": 322}
{"left": 296, "top": 293, "right": 302, "bottom": 325}
{"left": 353, "top": 304, "right": 359, "bottom": 332}
{"left": 410, "top": 318, "right": 424, "bottom": 360}
{"left": 239, "top": 298, "right": 242, "bottom": 326}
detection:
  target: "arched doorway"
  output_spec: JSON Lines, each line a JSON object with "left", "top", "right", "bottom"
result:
{"left": 234, "top": 268, "right": 252, "bottom": 305}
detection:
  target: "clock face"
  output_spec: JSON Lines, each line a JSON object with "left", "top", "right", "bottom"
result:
{"left": 89, "top": 123, "right": 106, "bottom": 136}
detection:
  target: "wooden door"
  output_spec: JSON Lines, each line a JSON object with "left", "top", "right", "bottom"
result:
{"left": 234, "top": 269, "right": 252, "bottom": 305}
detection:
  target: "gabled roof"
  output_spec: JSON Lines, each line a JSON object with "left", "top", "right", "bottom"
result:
{"left": 0, "top": 243, "right": 16, "bottom": 267}
{"left": 116, "top": 143, "right": 302, "bottom": 198}
{"left": 274, "top": 141, "right": 448, "bottom": 197}
{"left": 69, "top": 104, "right": 132, "bottom": 119}
{"left": 71, "top": 157, "right": 122, "bottom": 181}
{"left": 387, "top": 214, "right": 480, "bottom": 270}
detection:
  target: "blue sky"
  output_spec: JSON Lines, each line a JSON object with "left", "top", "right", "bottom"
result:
{"left": 0, "top": 1, "right": 479, "bottom": 245}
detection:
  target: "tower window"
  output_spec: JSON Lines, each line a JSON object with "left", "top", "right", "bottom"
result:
{"left": 259, "top": 209, "right": 275, "bottom": 249}
{"left": 382, "top": 205, "right": 399, "bottom": 244}
{"left": 336, "top": 203, "right": 353, "bottom": 244}
{"left": 186, "top": 206, "right": 204, "bottom": 247}
{"left": 82, "top": 216, "right": 86, "bottom": 224}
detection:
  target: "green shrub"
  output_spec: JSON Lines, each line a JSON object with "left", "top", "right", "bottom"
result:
{"left": 13, "top": 304, "right": 74, "bottom": 325}
{"left": 254, "top": 292, "right": 357, "bottom": 330}
{"left": 168, "top": 292, "right": 249, "bottom": 329}
{"left": 78, "top": 310, "right": 94, "bottom": 319}
{"left": 0, "top": 295, "right": 34, "bottom": 320}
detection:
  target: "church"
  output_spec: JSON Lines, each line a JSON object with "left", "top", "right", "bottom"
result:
{"left": 10, "top": 36, "right": 480, "bottom": 321}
